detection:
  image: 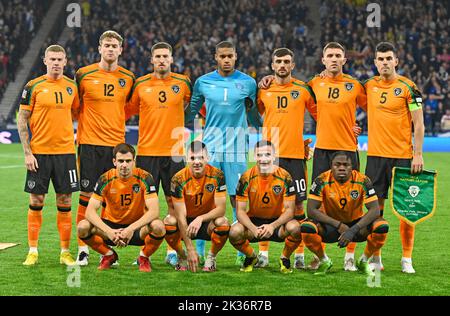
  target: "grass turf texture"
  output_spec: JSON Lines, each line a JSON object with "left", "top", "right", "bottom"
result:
{"left": 0, "top": 144, "right": 449, "bottom": 296}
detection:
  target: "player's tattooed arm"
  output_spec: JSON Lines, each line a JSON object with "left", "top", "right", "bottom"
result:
{"left": 18, "top": 109, "right": 39, "bottom": 172}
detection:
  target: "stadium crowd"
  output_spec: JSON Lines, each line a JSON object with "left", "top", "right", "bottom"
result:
{"left": 321, "top": 0, "right": 450, "bottom": 135}
{"left": 3, "top": 0, "right": 449, "bottom": 135}
{"left": 0, "top": 0, "right": 52, "bottom": 99}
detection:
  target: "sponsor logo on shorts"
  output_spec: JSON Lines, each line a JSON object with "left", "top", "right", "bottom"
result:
{"left": 133, "top": 184, "right": 140, "bottom": 193}
{"left": 205, "top": 184, "right": 215, "bottom": 192}
{"left": 118, "top": 78, "right": 126, "bottom": 87}
{"left": 273, "top": 185, "right": 282, "bottom": 195}
{"left": 350, "top": 190, "right": 359, "bottom": 200}
{"left": 171, "top": 85, "right": 180, "bottom": 94}
{"left": 289, "top": 186, "right": 295, "bottom": 193}
{"left": 81, "top": 179, "right": 90, "bottom": 188}
{"left": 27, "top": 180, "right": 35, "bottom": 189}
{"left": 345, "top": 83, "right": 354, "bottom": 91}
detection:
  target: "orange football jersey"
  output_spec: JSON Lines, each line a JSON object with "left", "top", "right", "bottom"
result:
{"left": 308, "top": 74, "right": 366, "bottom": 151}
{"left": 257, "top": 78, "right": 317, "bottom": 159}
{"left": 76, "top": 64, "right": 135, "bottom": 146}
{"left": 365, "top": 75, "right": 423, "bottom": 158}
{"left": 127, "top": 72, "right": 192, "bottom": 156}
{"left": 171, "top": 164, "right": 226, "bottom": 218}
{"left": 308, "top": 170, "right": 378, "bottom": 223}
{"left": 92, "top": 167, "right": 158, "bottom": 225}
{"left": 236, "top": 166, "right": 296, "bottom": 219}
{"left": 20, "top": 75, "right": 79, "bottom": 154}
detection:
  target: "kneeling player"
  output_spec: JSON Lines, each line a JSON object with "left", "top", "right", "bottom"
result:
{"left": 229, "top": 140, "right": 301, "bottom": 273}
{"left": 77, "top": 143, "right": 165, "bottom": 272}
{"left": 165, "top": 141, "right": 229, "bottom": 272}
{"left": 301, "top": 151, "right": 389, "bottom": 276}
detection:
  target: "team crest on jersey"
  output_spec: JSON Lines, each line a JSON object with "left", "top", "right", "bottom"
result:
{"left": 81, "top": 179, "right": 90, "bottom": 188}
{"left": 205, "top": 184, "right": 215, "bottom": 193}
{"left": 66, "top": 87, "right": 73, "bottom": 95}
{"left": 118, "top": 78, "right": 126, "bottom": 88}
{"left": 27, "top": 180, "right": 35, "bottom": 189}
{"left": 133, "top": 184, "right": 140, "bottom": 193}
{"left": 171, "top": 85, "right": 180, "bottom": 94}
{"left": 290, "top": 90, "right": 300, "bottom": 99}
{"left": 394, "top": 88, "right": 402, "bottom": 96}
{"left": 345, "top": 83, "right": 354, "bottom": 91}
{"left": 235, "top": 83, "right": 244, "bottom": 90}
{"left": 350, "top": 190, "right": 359, "bottom": 200}
{"left": 273, "top": 185, "right": 282, "bottom": 195}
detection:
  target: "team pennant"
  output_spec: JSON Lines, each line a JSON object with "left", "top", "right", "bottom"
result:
{"left": 390, "top": 167, "right": 437, "bottom": 226}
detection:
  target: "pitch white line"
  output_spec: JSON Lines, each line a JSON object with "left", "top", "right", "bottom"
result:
{"left": 0, "top": 165, "right": 22, "bottom": 169}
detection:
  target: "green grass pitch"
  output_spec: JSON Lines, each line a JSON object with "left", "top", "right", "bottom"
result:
{"left": 0, "top": 144, "right": 449, "bottom": 296}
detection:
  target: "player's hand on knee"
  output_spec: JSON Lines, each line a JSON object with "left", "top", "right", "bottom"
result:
{"left": 25, "top": 154, "right": 39, "bottom": 172}
{"left": 258, "top": 75, "right": 275, "bottom": 89}
{"left": 258, "top": 224, "right": 274, "bottom": 239}
{"left": 118, "top": 228, "right": 133, "bottom": 246}
{"left": 338, "top": 224, "right": 360, "bottom": 248}
{"left": 187, "top": 217, "right": 202, "bottom": 239}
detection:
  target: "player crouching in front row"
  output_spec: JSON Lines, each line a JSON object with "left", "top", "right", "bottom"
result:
{"left": 301, "top": 151, "right": 389, "bottom": 276}
{"left": 77, "top": 143, "right": 165, "bottom": 272}
{"left": 229, "top": 140, "right": 301, "bottom": 273}
{"left": 164, "top": 141, "right": 230, "bottom": 272}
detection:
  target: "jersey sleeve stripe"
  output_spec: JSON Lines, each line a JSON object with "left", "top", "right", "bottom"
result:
{"left": 292, "top": 81, "right": 317, "bottom": 103}
{"left": 133, "top": 175, "right": 151, "bottom": 193}
{"left": 26, "top": 78, "right": 47, "bottom": 105}
{"left": 171, "top": 75, "right": 192, "bottom": 93}
{"left": 119, "top": 70, "right": 136, "bottom": 82}
{"left": 78, "top": 69, "right": 99, "bottom": 83}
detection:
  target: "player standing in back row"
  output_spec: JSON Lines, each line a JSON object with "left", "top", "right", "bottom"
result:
{"left": 18, "top": 45, "right": 79, "bottom": 266}
{"left": 186, "top": 41, "right": 261, "bottom": 265}
{"left": 75, "top": 30, "right": 135, "bottom": 265}
{"left": 127, "top": 42, "right": 192, "bottom": 267}
{"left": 364, "top": 42, "right": 425, "bottom": 273}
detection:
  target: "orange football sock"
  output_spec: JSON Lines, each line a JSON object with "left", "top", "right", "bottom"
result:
{"left": 400, "top": 220, "right": 415, "bottom": 258}
{"left": 142, "top": 233, "right": 165, "bottom": 257}
{"left": 364, "top": 220, "right": 389, "bottom": 258}
{"left": 77, "top": 195, "right": 90, "bottom": 246}
{"left": 28, "top": 205, "right": 43, "bottom": 248}
{"left": 295, "top": 241, "right": 305, "bottom": 255}
{"left": 232, "top": 240, "right": 254, "bottom": 257}
{"left": 346, "top": 242, "right": 356, "bottom": 254}
{"left": 210, "top": 225, "right": 230, "bottom": 255}
{"left": 283, "top": 236, "right": 301, "bottom": 258}
{"left": 164, "top": 225, "right": 183, "bottom": 254}
{"left": 57, "top": 204, "right": 72, "bottom": 249}
{"left": 82, "top": 235, "right": 110, "bottom": 255}
{"left": 258, "top": 241, "right": 269, "bottom": 252}
{"left": 300, "top": 221, "right": 325, "bottom": 259}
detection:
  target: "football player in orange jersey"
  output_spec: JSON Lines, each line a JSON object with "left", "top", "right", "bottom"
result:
{"left": 258, "top": 42, "right": 365, "bottom": 271}
{"left": 164, "top": 141, "right": 229, "bottom": 272}
{"left": 301, "top": 151, "right": 389, "bottom": 276}
{"left": 364, "top": 42, "right": 425, "bottom": 273}
{"left": 255, "top": 48, "right": 318, "bottom": 270}
{"left": 18, "top": 45, "right": 79, "bottom": 266}
{"left": 77, "top": 143, "right": 165, "bottom": 272}
{"left": 126, "top": 42, "right": 192, "bottom": 267}
{"left": 75, "top": 30, "right": 135, "bottom": 265}
{"left": 229, "top": 140, "right": 301, "bottom": 273}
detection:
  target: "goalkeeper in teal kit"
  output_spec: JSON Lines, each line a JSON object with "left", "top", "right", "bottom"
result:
{"left": 186, "top": 41, "right": 261, "bottom": 265}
